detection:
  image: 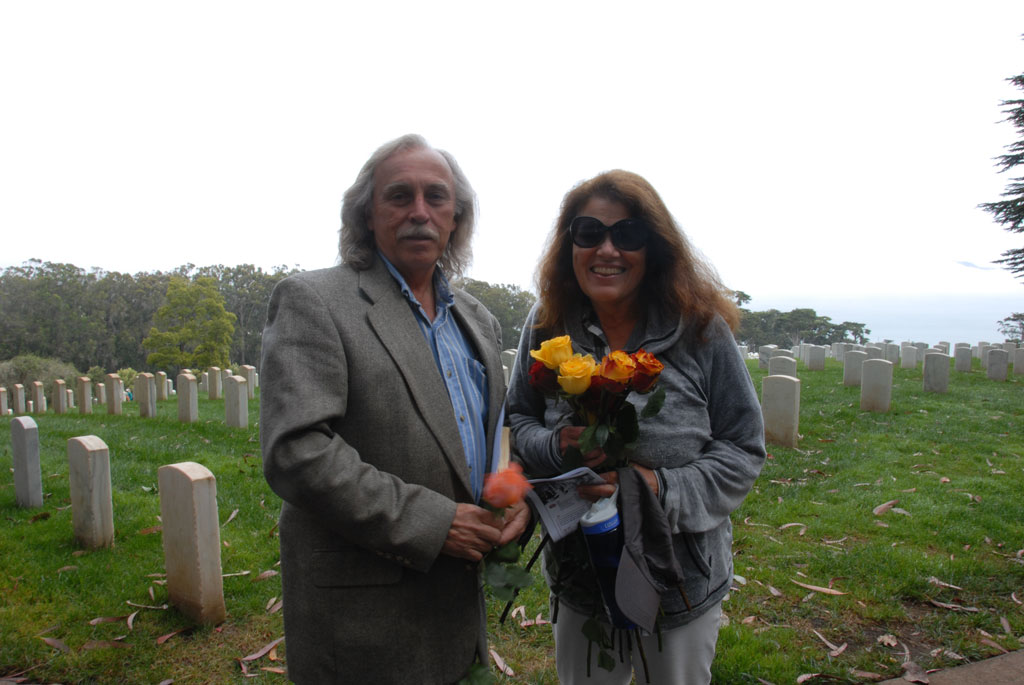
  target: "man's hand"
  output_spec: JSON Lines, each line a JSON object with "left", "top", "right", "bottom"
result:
{"left": 442, "top": 503, "right": 502, "bottom": 562}
{"left": 497, "top": 500, "right": 531, "bottom": 547}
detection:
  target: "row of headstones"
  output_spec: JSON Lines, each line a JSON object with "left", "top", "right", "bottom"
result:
{"left": 0, "top": 365, "right": 258, "bottom": 429}
{"left": 760, "top": 343, "right": 1021, "bottom": 448}
{"left": 10, "top": 416, "right": 227, "bottom": 624}
{"left": 758, "top": 340, "right": 1023, "bottom": 372}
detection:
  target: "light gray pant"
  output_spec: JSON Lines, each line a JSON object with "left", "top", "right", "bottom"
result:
{"left": 552, "top": 601, "right": 722, "bottom": 685}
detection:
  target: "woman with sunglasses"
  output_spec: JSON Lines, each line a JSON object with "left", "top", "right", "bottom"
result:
{"left": 507, "top": 170, "right": 766, "bottom": 684}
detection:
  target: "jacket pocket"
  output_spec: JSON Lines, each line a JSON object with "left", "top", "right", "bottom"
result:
{"left": 680, "top": 532, "right": 713, "bottom": 578}
{"left": 311, "top": 546, "right": 404, "bottom": 588}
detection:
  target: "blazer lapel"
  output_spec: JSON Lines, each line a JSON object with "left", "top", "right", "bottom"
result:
{"left": 360, "top": 261, "right": 474, "bottom": 498}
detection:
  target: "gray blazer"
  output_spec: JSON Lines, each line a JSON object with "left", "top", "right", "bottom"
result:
{"left": 260, "top": 258, "right": 506, "bottom": 684}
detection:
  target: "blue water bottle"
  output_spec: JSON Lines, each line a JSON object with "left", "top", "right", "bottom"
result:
{"left": 580, "top": 490, "right": 635, "bottom": 629}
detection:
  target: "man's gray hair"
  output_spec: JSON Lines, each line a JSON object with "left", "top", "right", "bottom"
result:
{"left": 339, "top": 133, "right": 477, "bottom": 277}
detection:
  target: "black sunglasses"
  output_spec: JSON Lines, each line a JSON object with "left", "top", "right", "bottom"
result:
{"left": 569, "top": 216, "right": 649, "bottom": 251}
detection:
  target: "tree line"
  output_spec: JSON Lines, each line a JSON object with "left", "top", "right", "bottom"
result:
{"left": 1, "top": 259, "right": 901, "bottom": 385}
{"left": 0, "top": 260, "right": 298, "bottom": 376}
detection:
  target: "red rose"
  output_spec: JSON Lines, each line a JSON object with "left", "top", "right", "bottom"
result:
{"left": 529, "top": 360, "right": 560, "bottom": 395}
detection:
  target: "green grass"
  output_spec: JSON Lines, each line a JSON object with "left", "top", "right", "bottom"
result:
{"left": 1, "top": 358, "right": 1022, "bottom": 683}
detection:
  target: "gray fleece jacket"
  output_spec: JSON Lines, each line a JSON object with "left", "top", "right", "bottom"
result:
{"left": 507, "top": 302, "right": 766, "bottom": 629}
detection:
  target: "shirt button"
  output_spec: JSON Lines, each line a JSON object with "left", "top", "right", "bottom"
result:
{"left": 460, "top": 414, "right": 465, "bottom": 421}
{"left": 447, "top": 370, "right": 452, "bottom": 378}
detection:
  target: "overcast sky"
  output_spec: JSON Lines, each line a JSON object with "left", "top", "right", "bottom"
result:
{"left": 2, "top": 2, "right": 1022, "bottom": 344}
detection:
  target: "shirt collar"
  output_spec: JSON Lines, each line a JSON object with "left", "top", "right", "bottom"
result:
{"left": 377, "top": 251, "right": 456, "bottom": 311}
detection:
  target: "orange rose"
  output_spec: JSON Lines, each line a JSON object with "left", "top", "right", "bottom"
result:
{"left": 597, "top": 350, "right": 637, "bottom": 383}
{"left": 482, "top": 463, "right": 532, "bottom": 509}
{"left": 530, "top": 335, "right": 574, "bottom": 370}
{"left": 631, "top": 349, "right": 664, "bottom": 393}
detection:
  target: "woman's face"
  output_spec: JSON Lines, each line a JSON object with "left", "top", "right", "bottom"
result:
{"left": 571, "top": 196, "right": 647, "bottom": 315}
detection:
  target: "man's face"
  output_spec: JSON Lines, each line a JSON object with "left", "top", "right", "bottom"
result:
{"left": 368, "top": 146, "right": 458, "bottom": 283}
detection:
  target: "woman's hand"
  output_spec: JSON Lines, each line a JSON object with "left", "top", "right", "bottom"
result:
{"left": 577, "top": 463, "right": 660, "bottom": 502}
{"left": 559, "top": 426, "right": 606, "bottom": 469}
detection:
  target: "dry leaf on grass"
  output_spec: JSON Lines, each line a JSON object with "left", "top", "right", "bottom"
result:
{"left": 929, "top": 599, "right": 980, "bottom": 612}
{"left": 40, "top": 636, "right": 70, "bottom": 653}
{"left": 811, "top": 629, "right": 847, "bottom": 656}
{"left": 779, "top": 522, "right": 807, "bottom": 535}
{"left": 268, "top": 600, "right": 283, "bottom": 614}
{"left": 222, "top": 508, "right": 239, "bottom": 527}
{"left": 873, "top": 499, "right": 898, "bottom": 516}
{"left": 261, "top": 667, "right": 286, "bottom": 674}
{"left": 89, "top": 614, "right": 132, "bottom": 626}
{"left": 57, "top": 565, "right": 77, "bottom": 573}
{"left": 156, "top": 628, "right": 190, "bottom": 644}
{"left": 489, "top": 649, "right": 514, "bottom": 676}
{"left": 791, "top": 579, "right": 846, "bottom": 595}
{"left": 138, "top": 526, "right": 161, "bottom": 535}
{"left": 849, "top": 670, "right": 885, "bottom": 681}
{"left": 223, "top": 570, "right": 251, "bottom": 578}
{"left": 979, "top": 637, "right": 1009, "bottom": 654}
{"left": 253, "top": 569, "right": 278, "bottom": 582}
{"left": 926, "top": 576, "right": 963, "bottom": 590}
{"left": 242, "top": 636, "right": 285, "bottom": 662}
{"left": 520, "top": 613, "right": 550, "bottom": 628}
{"left": 877, "top": 634, "right": 898, "bottom": 647}
{"left": 1001, "top": 616, "right": 1012, "bottom": 634}
{"left": 126, "top": 601, "right": 168, "bottom": 610}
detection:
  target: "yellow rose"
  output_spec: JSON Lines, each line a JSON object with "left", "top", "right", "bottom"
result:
{"left": 557, "top": 354, "right": 597, "bottom": 395}
{"left": 530, "top": 335, "right": 575, "bottom": 370}
{"left": 597, "top": 350, "right": 637, "bottom": 382}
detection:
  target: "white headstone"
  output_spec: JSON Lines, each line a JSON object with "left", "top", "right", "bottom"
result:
{"left": 158, "top": 461, "right": 227, "bottom": 625}
{"left": 758, "top": 345, "right": 777, "bottom": 370}
{"left": 77, "top": 377, "right": 92, "bottom": 415}
{"left": 1014, "top": 348, "right": 1024, "bottom": 376}
{"left": 860, "top": 359, "right": 893, "bottom": 413}
{"left": 843, "top": 350, "right": 868, "bottom": 387}
{"left": 96, "top": 381, "right": 106, "bottom": 405}
{"left": 0, "top": 387, "right": 7, "bottom": 417}
{"left": 987, "top": 349, "right": 1009, "bottom": 382}
{"left": 807, "top": 345, "right": 826, "bottom": 371}
{"left": 67, "top": 435, "right": 114, "bottom": 549}
{"left": 31, "top": 381, "right": 46, "bottom": 413}
{"left": 177, "top": 373, "right": 199, "bottom": 423}
{"left": 105, "top": 374, "right": 123, "bottom": 415}
{"left": 12, "top": 384, "right": 26, "bottom": 414}
{"left": 52, "top": 379, "right": 67, "bottom": 415}
{"left": 137, "top": 372, "right": 157, "bottom": 418}
{"left": 12, "top": 416, "right": 43, "bottom": 508}
{"left": 207, "top": 367, "right": 222, "bottom": 400}
{"left": 922, "top": 352, "right": 950, "bottom": 393}
{"left": 224, "top": 375, "right": 248, "bottom": 428}
{"left": 769, "top": 355, "right": 797, "bottom": 377}
{"left": 239, "top": 365, "right": 257, "bottom": 400}
{"left": 900, "top": 345, "right": 917, "bottom": 370}
{"left": 156, "top": 371, "right": 168, "bottom": 401}
{"left": 954, "top": 347, "right": 973, "bottom": 373}
{"left": 761, "top": 375, "right": 800, "bottom": 448}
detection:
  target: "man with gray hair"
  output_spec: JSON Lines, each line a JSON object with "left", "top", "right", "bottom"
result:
{"left": 260, "top": 134, "right": 528, "bottom": 683}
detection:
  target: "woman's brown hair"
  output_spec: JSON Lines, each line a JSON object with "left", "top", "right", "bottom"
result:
{"left": 534, "top": 170, "right": 738, "bottom": 338}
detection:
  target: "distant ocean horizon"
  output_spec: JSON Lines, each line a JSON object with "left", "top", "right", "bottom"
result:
{"left": 747, "top": 292, "right": 1022, "bottom": 346}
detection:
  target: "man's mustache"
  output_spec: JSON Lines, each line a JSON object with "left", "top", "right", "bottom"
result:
{"left": 397, "top": 225, "right": 440, "bottom": 242}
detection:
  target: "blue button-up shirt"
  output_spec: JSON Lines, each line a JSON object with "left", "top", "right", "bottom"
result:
{"left": 379, "top": 254, "right": 490, "bottom": 501}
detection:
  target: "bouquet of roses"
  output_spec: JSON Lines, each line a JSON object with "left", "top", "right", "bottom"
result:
{"left": 528, "top": 335, "right": 666, "bottom": 472}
